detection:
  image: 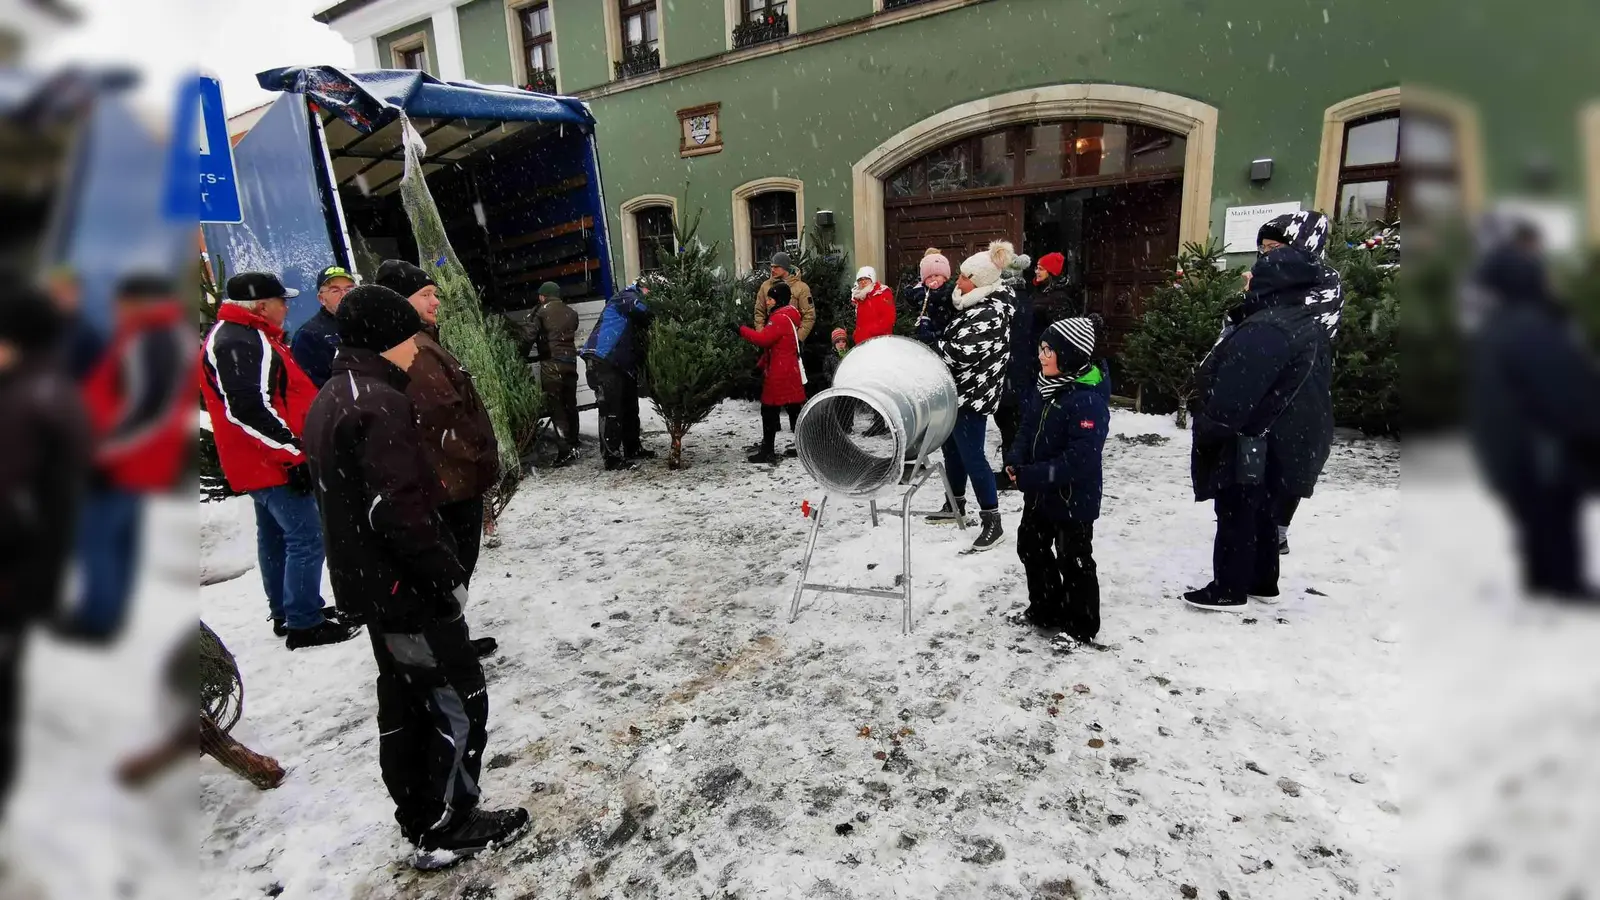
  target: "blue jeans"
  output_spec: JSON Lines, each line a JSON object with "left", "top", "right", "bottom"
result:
{"left": 67, "top": 489, "right": 144, "bottom": 642}
{"left": 941, "top": 408, "right": 999, "bottom": 511}
{"left": 250, "top": 486, "right": 327, "bottom": 630}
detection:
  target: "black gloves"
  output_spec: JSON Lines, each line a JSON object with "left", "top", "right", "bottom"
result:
{"left": 285, "top": 463, "right": 314, "bottom": 495}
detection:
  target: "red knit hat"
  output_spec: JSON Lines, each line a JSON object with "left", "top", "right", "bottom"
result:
{"left": 830, "top": 327, "right": 848, "bottom": 342}
{"left": 1038, "top": 252, "right": 1066, "bottom": 278}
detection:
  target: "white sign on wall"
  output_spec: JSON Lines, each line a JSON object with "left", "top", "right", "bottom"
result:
{"left": 1223, "top": 201, "right": 1302, "bottom": 253}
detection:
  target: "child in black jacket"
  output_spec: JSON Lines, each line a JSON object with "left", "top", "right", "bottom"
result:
{"left": 1004, "top": 316, "right": 1110, "bottom": 646}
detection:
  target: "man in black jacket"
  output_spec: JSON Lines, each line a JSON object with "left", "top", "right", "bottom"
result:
{"left": 1469, "top": 224, "right": 1600, "bottom": 600}
{"left": 0, "top": 280, "right": 89, "bottom": 823}
{"left": 1185, "top": 211, "right": 1337, "bottom": 611}
{"left": 291, "top": 264, "right": 355, "bottom": 387}
{"left": 302, "top": 285, "right": 528, "bottom": 869}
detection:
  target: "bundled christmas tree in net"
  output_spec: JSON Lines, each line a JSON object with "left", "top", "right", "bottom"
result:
{"left": 646, "top": 208, "right": 755, "bottom": 470}
{"left": 1120, "top": 240, "right": 1244, "bottom": 428}
{"left": 396, "top": 116, "right": 541, "bottom": 501}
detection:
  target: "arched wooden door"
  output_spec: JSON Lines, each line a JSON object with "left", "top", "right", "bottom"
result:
{"left": 883, "top": 119, "right": 1185, "bottom": 347}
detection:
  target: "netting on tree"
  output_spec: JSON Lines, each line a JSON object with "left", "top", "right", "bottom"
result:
{"left": 397, "top": 115, "right": 539, "bottom": 477}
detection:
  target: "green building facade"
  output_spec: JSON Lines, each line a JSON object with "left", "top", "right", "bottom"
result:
{"left": 320, "top": 0, "right": 1591, "bottom": 317}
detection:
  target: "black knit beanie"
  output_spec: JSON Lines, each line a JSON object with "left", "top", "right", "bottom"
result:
{"left": 374, "top": 259, "right": 436, "bottom": 299}
{"left": 336, "top": 285, "right": 422, "bottom": 353}
{"left": 0, "top": 282, "right": 65, "bottom": 353}
{"left": 768, "top": 281, "right": 792, "bottom": 308}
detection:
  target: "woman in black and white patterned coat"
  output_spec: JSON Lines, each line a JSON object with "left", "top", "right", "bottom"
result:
{"left": 927, "top": 240, "right": 1015, "bottom": 552}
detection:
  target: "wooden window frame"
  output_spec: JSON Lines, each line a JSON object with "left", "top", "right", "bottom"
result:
{"left": 390, "top": 30, "right": 429, "bottom": 72}
{"left": 620, "top": 0, "right": 659, "bottom": 53}
{"left": 520, "top": 3, "right": 554, "bottom": 80}
{"left": 505, "top": 0, "right": 561, "bottom": 93}
{"left": 1334, "top": 112, "right": 1402, "bottom": 223}
{"left": 732, "top": 177, "right": 806, "bottom": 272}
{"left": 619, "top": 194, "right": 679, "bottom": 283}
{"left": 748, "top": 192, "right": 799, "bottom": 267}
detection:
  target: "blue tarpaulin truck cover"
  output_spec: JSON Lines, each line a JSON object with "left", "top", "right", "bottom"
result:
{"left": 203, "top": 66, "right": 614, "bottom": 335}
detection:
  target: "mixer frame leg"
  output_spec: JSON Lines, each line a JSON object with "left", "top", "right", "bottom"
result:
{"left": 789, "top": 459, "right": 954, "bottom": 634}
{"left": 789, "top": 495, "right": 829, "bottom": 625}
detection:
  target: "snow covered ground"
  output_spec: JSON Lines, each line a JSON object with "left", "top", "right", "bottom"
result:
{"left": 194, "top": 400, "right": 1412, "bottom": 899}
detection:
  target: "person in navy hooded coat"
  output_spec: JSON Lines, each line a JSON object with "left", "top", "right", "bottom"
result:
{"left": 1003, "top": 315, "right": 1110, "bottom": 646}
{"left": 1184, "top": 210, "right": 1337, "bottom": 612}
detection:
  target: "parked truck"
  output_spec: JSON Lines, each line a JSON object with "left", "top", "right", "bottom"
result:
{"left": 201, "top": 66, "right": 616, "bottom": 407}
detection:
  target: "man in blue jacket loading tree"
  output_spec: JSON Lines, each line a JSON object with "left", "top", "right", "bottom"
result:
{"left": 1184, "top": 211, "right": 1337, "bottom": 612}
{"left": 581, "top": 280, "right": 656, "bottom": 471}
{"left": 1003, "top": 316, "right": 1110, "bottom": 649}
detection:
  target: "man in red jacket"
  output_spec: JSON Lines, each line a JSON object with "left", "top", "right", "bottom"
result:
{"left": 199, "top": 272, "right": 359, "bottom": 649}
{"left": 851, "top": 266, "right": 896, "bottom": 346}
{"left": 64, "top": 274, "right": 198, "bottom": 643}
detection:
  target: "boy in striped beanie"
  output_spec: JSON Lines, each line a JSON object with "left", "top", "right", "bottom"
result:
{"left": 1002, "top": 316, "right": 1111, "bottom": 649}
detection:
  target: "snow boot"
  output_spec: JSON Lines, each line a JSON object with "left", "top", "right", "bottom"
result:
{"left": 925, "top": 497, "right": 967, "bottom": 525}
{"left": 747, "top": 448, "right": 780, "bottom": 464}
{"left": 285, "top": 619, "right": 362, "bottom": 650}
{"left": 1277, "top": 527, "right": 1290, "bottom": 556}
{"left": 412, "top": 807, "right": 531, "bottom": 871}
{"left": 1183, "top": 583, "right": 1248, "bottom": 612}
{"left": 273, "top": 606, "right": 340, "bottom": 638}
{"left": 603, "top": 458, "right": 636, "bottom": 472}
{"left": 626, "top": 447, "right": 657, "bottom": 461}
{"left": 551, "top": 448, "right": 579, "bottom": 468}
{"left": 968, "top": 510, "right": 1004, "bottom": 552}
{"left": 471, "top": 637, "right": 498, "bottom": 658}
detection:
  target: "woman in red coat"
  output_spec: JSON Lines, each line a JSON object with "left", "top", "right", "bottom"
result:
{"left": 851, "top": 266, "right": 896, "bottom": 345}
{"left": 739, "top": 281, "right": 808, "bottom": 464}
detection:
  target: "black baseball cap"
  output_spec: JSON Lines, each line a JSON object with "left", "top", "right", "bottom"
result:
{"left": 315, "top": 265, "right": 356, "bottom": 289}
{"left": 226, "top": 272, "right": 300, "bottom": 303}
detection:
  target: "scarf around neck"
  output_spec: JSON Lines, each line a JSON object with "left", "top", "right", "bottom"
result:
{"left": 1037, "top": 364, "right": 1101, "bottom": 400}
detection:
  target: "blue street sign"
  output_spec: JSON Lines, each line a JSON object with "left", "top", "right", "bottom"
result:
{"left": 166, "top": 75, "right": 242, "bottom": 224}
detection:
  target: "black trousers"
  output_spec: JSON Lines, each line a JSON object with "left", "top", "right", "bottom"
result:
{"left": 370, "top": 611, "right": 488, "bottom": 839}
{"left": 1273, "top": 494, "right": 1301, "bottom": 530}
{"left": 589, "top": 360, "right": 641, "bottom": 463}
{"left": 1505, "top": 486, "right": 1586, "bottom": 596}
{"left": 1213, "top": 484, "right": 1281, "bottom": 595}
{"left": 1016, "top": 508, "right": 1100, "bottom": 641}
{"left": 436, "top": 495, "right": 485, "bottom": 585}
{"left": 542, "top": 367, "right": 580, "bottom": 453}
{"left": 0, "top": 627, "right": 26, "bottom": 823}
{"left": 994, "top": 394, "right": 1021, "bottom": 460}
{"left": 760, "top": 403, "right": 803, "bottom": 453}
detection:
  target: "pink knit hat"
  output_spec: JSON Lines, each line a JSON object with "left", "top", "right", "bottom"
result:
{"left": 919, "top": 247, "right": 951, "bottom": 282}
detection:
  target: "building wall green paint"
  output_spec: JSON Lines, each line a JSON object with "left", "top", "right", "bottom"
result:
{"left": 552, "top": 0, "right": 611, "bottom": 93}
{"left": 376, "top": 17, "right": 438, "bottom": 75}
{"left": 664, "top": 0, "right": 729, "bottom": 66}
{"left": 802, "top": 0, "right": 869, "bottom": 30}
{"left": 578, "top": 0, "right": 1397, "bottom": 276}
{"left": 459, "top": 0, "right": 514, "bottom": 86}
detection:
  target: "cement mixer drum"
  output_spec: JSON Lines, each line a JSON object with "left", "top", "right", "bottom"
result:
{"left": 794, "top": 336, "right": 959, "bottom": 498}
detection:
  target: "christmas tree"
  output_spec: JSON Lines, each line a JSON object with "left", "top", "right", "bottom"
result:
{"left": 396, "top": 115, "right": 541, "bottom": 497}
{"left": 1326, "top": 220, "right": 1399, "bottom": 436}
{"left": 1120, "top": 240, "right": 1244, "bottom": 428}
{"left": 646, "top": 208, "right": 755, "bottom": 470}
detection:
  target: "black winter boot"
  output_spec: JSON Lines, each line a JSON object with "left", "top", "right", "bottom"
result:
{"left": 412, "top": 807, "right": 531, "bottom": 870}
{"left": 285, "top": 619, "right": 362, "bottom": 650}
{"left": 925, "top": 497, "right": 967, "bottom": 525}
{"left": 969, "top": 510, "right": 1004, "bottom": 551}
{"left": 1183, "top": 583, "right": 1248, "bottom": 612}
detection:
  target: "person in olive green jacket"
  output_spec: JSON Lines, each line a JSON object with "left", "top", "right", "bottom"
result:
{"left": 752, "top": 251, "right": 815, "bottom": 339}
{"left": 525, "top": 281, "right": 581, "bottom": 466}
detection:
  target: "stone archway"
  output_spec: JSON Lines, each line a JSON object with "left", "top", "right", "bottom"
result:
{"left": 851, "top": 84, "right": 1219, "bottom": 277}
